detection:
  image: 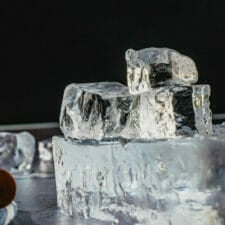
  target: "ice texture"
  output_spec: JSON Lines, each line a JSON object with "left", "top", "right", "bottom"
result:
{"left": 59, "top": 82, "right": 177, "bottom": 139}
{"left": 125, "top": 84, "right": 213, "bottom": 138}
{"left": 170, "top": 84, "right": 213, "bottom": 135}
{"left": 0, "top": 201, "right": 18, "bottom": 225}
{"left": 126, "top": 48, "right": 198, "bottom": 94}
{"left": 0, "top": 132, "right": 35, "bottom": 172}
{"left": 60, "top": 83, "right": 212, "bottom": 140}
{"left": 53, "top": 136, "right": 225, "bottom": 225}
{"left": 213, "top": 122, "right": 225, "bottom": 137}
{"left": 122, "top": 87, "right": 177, "bottom": 139}
{"left": 38, "top": 139, "right": 53, "bottom": 161}
{"left": 54, "top": 46, "right": 215, "bottom": 224}
{"left": 59, "top": 82, "right": 133, "bottom": 140}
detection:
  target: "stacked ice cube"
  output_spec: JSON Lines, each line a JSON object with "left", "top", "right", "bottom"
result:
{"left": 53, "top": 48, "right": 222, "bottom": 225}
{"left": 59, "top": 48, "right": 212, "bottom": 140}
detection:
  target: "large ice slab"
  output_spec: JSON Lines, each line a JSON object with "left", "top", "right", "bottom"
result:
{"left": 53, "top": 136, "right": 225, "bottom": 225}
{"left": 126, "top": 48, "right": 198, "bottom": 94}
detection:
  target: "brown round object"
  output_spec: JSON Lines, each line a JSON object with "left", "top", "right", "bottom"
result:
{"left": 0, "top": 169, "right": 16, "bottom": 208}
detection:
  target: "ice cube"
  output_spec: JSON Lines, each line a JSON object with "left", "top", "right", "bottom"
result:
{"left": 60, "top": 82, "right": 133, "bottom": 140}
{"left": 171, "top": 84, "right": 213, "bottom": 135}
{"left": 126, "top": 48, "right": 198, "bottom": 94}
{"left": 38, "top": 138, "right": 53, "bottom": 161}
{"left": 59, "top": 82, "right": 177, "bottom": 140}
{"left": 0, "top": 132, "right": 35, "bottom": 172}
{"left": 122, "top": 87, "right": 177, "bottom": 139}
{"left": 0, "top": 201, "right": 18, "bottom": 225}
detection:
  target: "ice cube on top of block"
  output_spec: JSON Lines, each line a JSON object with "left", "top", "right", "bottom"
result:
{"left": 170, "top": 84, "right": 213, "bottom": 135}
{"left": 192, "top": 85, "right": 213, "bottom": 135}
{"left": 126, "top": 48, "right": 198, "bottom": 94}
{"left": 122, "top": 87, "right": 177, "bottom": 139}
{"left": 60, "top": 82, "right": 133, "bottom": 140}
{"left": 124, "top": 84, "right": 213, "bottom": 138}
{"left": 60, "top": 82, "right": 179, "bottom": 140}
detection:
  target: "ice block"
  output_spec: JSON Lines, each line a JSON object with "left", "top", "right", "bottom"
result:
{"left": 53, "top": 136, "right": 225, "bottom": 225}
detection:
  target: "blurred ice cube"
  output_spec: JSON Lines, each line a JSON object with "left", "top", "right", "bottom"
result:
{"left": 0, "top": 132, "right": 35, "bottom": 172}
{"left": 38, "top": 138, "right": 53, "bottom": 161}
{"left": 0, "top": 201, "right": 18, "bottom": 225}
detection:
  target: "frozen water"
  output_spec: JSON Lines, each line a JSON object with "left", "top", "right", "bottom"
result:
{"left": 0, "top": 132, "right": 35, "bottom": 172}
{"left": 0, "top": 201, "right": 18, "bottom": 225}
{"left": 214, "top": 122, "right": 225, "bottom": 137}
{"left": 38, "top": 138, "right": 53, "bottom": 161}
{"left": 59, "top": 82, "right": 177, "bottom": 139}
{"left": 59, "top": 82, "right": 133, "bottom": 140}
{"left": 171, "top": 84, "right": 213, "bottom": 135}
{"left": 54, "top": 46, "right": 215, "bottom": 225}
{"left": 53, "top": 136, "right": 225, "bottom": 225}
{"left": 192, "top": 85, "right": 213, "bottom": 135}
{"left": 122, "top": 87, "right": 177, "bottom": 139}
{"left": 126, "top": 48, "right": 198, "bottom": 94}
{"left": 60, "top": 83, "right": 212, "bottom": 140}
{"left": 124, "top": 84, "right": 213, "bottom": 138}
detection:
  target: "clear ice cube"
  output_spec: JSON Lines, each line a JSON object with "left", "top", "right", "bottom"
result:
{"left": 171, "top": 84, "right": 213, "bottom": 135}
{"left": 59, "top": 82, "right": 133, "bottom": 140}
{"left": 60, "top": 82, "right": 178, "bottom": 140}
{"left": 122, "top": 87, "right": 177, "bottom": 139}
{"left": 126, "top": 48, "right": 198, "bottom": 94}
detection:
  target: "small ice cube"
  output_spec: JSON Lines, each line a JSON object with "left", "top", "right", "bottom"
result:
{"left": 0, "top": 132, "right": 35, "bottom": 172}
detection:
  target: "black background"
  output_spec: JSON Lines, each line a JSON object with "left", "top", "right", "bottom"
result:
{"left": 1, "top": 2, "right": 225, "bottom": 124}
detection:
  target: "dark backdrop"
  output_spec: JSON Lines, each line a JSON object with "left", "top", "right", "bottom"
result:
{"left": 1, "top": 2, "right": 225, "bottom": 124}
